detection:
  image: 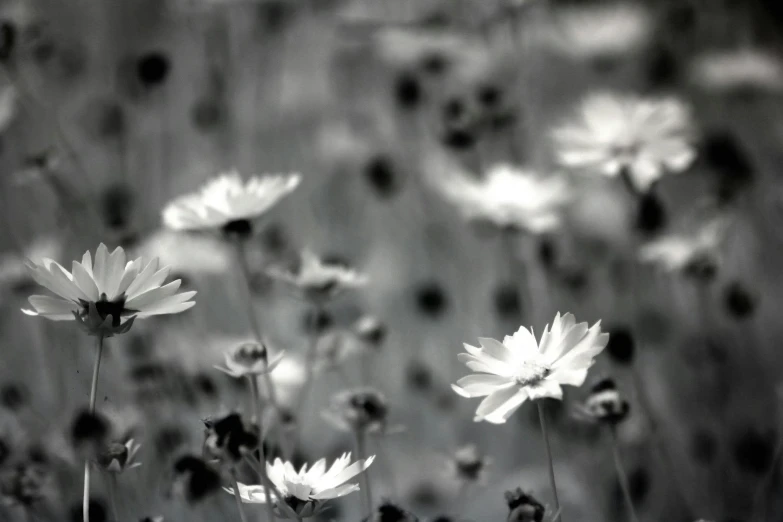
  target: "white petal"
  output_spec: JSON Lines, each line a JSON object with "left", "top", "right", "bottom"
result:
{"left": 314, "top": 455, "right": 374, "bottom": 493}
{"left": 474, "top": 386, "right": 521, "bottom": 420}
{"left": 135, "top": 291, "right": 196, "bottom": 316}
{"left": 453, "top": 374, "right": 514, "bottom": 397}
{"left": 92, "top": 244, "right": 110, "bottom": 295}
{"left": 103, "top": 247, "right": 128, "bottom": 299}
{"left": 311, "top": 483, "right": 359, "bottom": 500}
{"left": 477, "top": 337, "right": 514, "bottom": 363}
{"left": 481, "top": 388, "right": 529, "bottom": 424}
{"left": 72, "top": 262, "right": 99, "bottom": 301}
{"left": 125, "top": 279, "right": 181, "bottom": 310}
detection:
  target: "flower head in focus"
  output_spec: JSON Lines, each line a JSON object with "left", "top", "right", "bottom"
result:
{"left": 162, "top": 170, "right": 300, "bottom": 238}
{"left": 214, "top": 341, "right": 285, "bottom": 378}
{"left": 22, "top": 244, "right": 195, "bottom": 337}
{"left": 97, "top": 438, "right": 142, "bottom": 474}
{"left": 452, "top": 312, "right": 608, "bottom": 424}
{"left": 267, "top": 250, "right": 367, "bottom": 302}
{"left": 324, "top": 388, "right": 389, "bottom": 434}
{"left": 552, "top": 92, "right": 696, "bottom": 194}
{"left": 438, "top": 164, "right": 571, "bottom": 233}
{"left": 574, "top": 377, "right": 629, "bottom": 426}
{"left": 226, "top": 452, "right": 375, "bottom": 519}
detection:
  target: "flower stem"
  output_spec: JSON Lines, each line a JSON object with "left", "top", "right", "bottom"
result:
{"left": 231, "top": 472, "right": 250, "bottom": 522}
{"left": 248, "top": 376, "right": 277, "bottom": 522}
{"left": 608, "top": 427, "right": 639, "bottom": 522}
{"left": 84, "top": 335, "right": 105, "bottom": 522}
{"left": 293, "top": 303, "right": 322, "bottom": 432}
{"left": 107, "top": 475, "right": 120, "bottom": 522}
{"left": 353, "top": 430, "right": 373, "bottom": 518}
{"left": 537, "top": 402, "right": 561, "bottom": 522}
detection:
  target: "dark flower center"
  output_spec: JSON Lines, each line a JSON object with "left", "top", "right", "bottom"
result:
{"left": 79, "top": 294, "right": 129, "bottom": 327}
{"left": 234, "top": 344, "right": 267, "bottom": 366}
{"left": 222, "top": 219, "right": 254, "bottom": 239}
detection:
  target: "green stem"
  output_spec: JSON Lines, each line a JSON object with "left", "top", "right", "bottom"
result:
{"left": 248, "top": 376, "right": 277, "bottom": 522}
{"left": 231, "top": 472, "right": 250, "bottom": 522}
{"left": 537, "top": 402, "right": 561, "bottom": 522}
{"left": 84, "top": 335, "right": 105, "bottom": 522}
{"left": 609, "top": 427, "right": 639, "bottom": 522}
{"left": 353, "top": 430, "right": 373, "bottom": 517}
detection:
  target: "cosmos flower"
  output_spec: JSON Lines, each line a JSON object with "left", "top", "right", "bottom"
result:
{"left": 438, "top": 164, "right": 571, "bottom": 233}
{"left": 226, "top": 453, "right": 375, "bottom": 518}
{"left": 22, "top": 244, "right": 195, "bottom": 337}
{"left": 162, "top": 170, "right": 300, "bottom": 235}
{"left": 689, "top": 49, "right": 783, "bottom": 94}
{"left": 324, "top": 388, "right": 389, "bottom": 434}
{"left": 638, "top": 217, "right": 728, "bottom": 278}
{"left": 452, "top": 312, "right": 608, "bottom": 424}
{"left": 214, "top": 341, "right": 285, "bottom": 378}
{"left": 573, "top": 378, "right": 629, "bottom": 426}
{"left": 552, "top": 92, "right": 696, "bottom": 194}
{"left": 97, "top": 439, "right": 142, "bottom": 474}
{"left": 267, "top": 250, "right": 367, "bottom": 302}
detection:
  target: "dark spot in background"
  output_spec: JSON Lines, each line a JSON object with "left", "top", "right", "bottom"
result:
{"left": 302, "top": 308, "right": 334, "bottom": 335}
{"left": 70, "top": 410, "right": 110, "bottom": 447}
{"left": 493, "top": 283, "right": 522, "bottom": 319}
{"left": 732, "top": 426, "right": 775, "bottom": 475}
{"left": 192, "top": 372, "right": 217, "bottom": 398}
{"left": 190, "top": 97, "right": 226, "bottom": 132}
{"left": 441, "top": 128, "right": 476, "bottom": 150}
{"left": 70, "top": 498, "right": 106, "bottom": 522}
{"left": 723, "top": 281, "right": 757, "bottom": 319}
{"left": 100, "top": 182, "right": 135, "bottom": 230}
{"left": 256, "top": 0, "right": 297, "bottom": 32}
{"left": 590, "top": 54, "right": 622, "bottom": 75}
{"left": 689, "top": 428, "right": 718, "bottom": 465}
{"left": 559, "top": 267, "right": 589, "bottom": 294}
{"left": 420, "top": 51, "right": 449, "bottom": 75}
{"left": 394, "top": 71, "right": 423, "bottom": 110}
{"left": 409, "top": 480, "right": 441, "bottom": 509}
{"left": 414, "top": 281, "right": 449, "bottom": 319}
{"left": 635, "top": 192, "right": 668, "bottom": 235}
{"left": 405, "top": 360, "right": 433, "bottom": 393}
{"left": 83, "top": 99, "right": 126, "bottom": 140}
{"left": 442, "top": 97, "right": 468, "bottom": 126}
{"left": 136, "top": 51, "right": 170, "bottom": 87}
{"left": 155, "top": 425, "right": 187, "bottom": 456}
{"left": 606, "top": 326, "right": 635, "bottom": 364}
{"left": 628, "top": 466, "right": 651, "bottom": 505}
{"left": 646, "top": 43, "right": 679, "bottom": 90}
{"left": 635, "top": 308, "right": 670, "bottom": 345}
{"left": 0, "top": 382, "right": 27, "bottom": 410}
{"left": 701, "top": 131, "right": 755, "bottom": 204}
{"left": 363, "top": 154, "right": 399, "bottom": 198}
{"left": 476, "top": 84, "right": 503, "bottom": 109}
{"left": 260, "top": 222, "right": 288, "bottom": 255}
{"left": 0, "top": 20, "right": 16, "bottom": 62}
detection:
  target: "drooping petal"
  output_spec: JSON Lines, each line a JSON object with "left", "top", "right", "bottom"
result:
{"left": 474, "top": 385, "right": 520, "bottom": 420}
{"left": 481, "top": 388, "right": 529, "bottom": 424}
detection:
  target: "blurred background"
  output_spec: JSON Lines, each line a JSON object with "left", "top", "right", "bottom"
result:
{"left": 2, "top": 0, "right": 783, "bottom": 521}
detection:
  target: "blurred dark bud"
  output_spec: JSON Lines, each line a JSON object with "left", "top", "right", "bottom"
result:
{"left": 192, "top": 372, "right": 218, "bottom": 399}
{"left": 405, "top": 360, "right": 433, "bottom": 393}
{"left": 0, "top": 20, "right": 15, "bottom": 62}
{"left": 203, "top": 413, "right": 258, "bottom": 463}
{"left": 453, "top": 444, "right": 486, "bottom": 482}
{"left": 354, "top": 315, "right": 387, "bottom": 347}
{"left": 635, "top": 192, "right": 667, "bottom": 235}
{"left": 732, "top": 426, "right": 776, "bottom": 475}
{"left": 442, "top": 98, "right": 469, "bottom": 127}
{"left": 504, "top": 488, "right": 545, "bottom": 522}
{"left": 689, "top": 428, "right": 718, "bottom": 466}
{"left": 260, "top": 222, "right": 289, "bottom": 255}
{"left": 441, "top": 128, "right": 476, "bottom": 150}
{"left": 682, "top": 252, "right": 718, "bottom": 283}
{"left": 493, "top": 283, "right": 522, "bottom": 320}
{"left": 395, "top": 71, "right": 423, "bottom": 110}
{"left": 55, "top": 43, "right": 88, "bottom": 83}
{"left": 590, "top": 54, "right": 622, "bottom": 75}
{"left": 154, "top": 425, "right": 186, "bottom": 456}
{"left": 83, "top": 99, "right": 126, "bottom": 141}
{"left": 221, "top": 218, "right": 254, "bottom": 240}
{"left": 409, "top": 480, "right": 441, "bottom": 509}
{"left": 172, "top": 455, "right": 221, "bottom": 503}
{"left": 487, "top": 111, "right": 518, "bottom": 132}
{"left": 627, "top": 466, "right": 651, "bottom": 505}
{"left": 136, "top": 51, "right": 170, "bottom": 87}
{"left": 476, "top": 84, "right": 503, "bottom": 109}
{"left": 327, "top": 388, "right": 388, "bottom": 433}
{"left": 414, "top": 281, "right": 449, "bottom": 319}
{"left": 420, "top": 51, "right": 449, "bottom": 76}
{"left": 70, "top": 498, "right": 106, "bottom": 522}
{"left": 0, "top": 437, "right": 9, "bottom": 467}
{"left": 190, "top": 97, "right": 226, "bottom": 133}
{"left": 605, "top": 327, "right": 635, "bottom": 365}
{"left": 559, "top": 267, "right": 589, "bottom": 294}
{"left": 101, "top": 181, "right": 135, "bottom": 230}
{"left": 70, "top": 410, "right": 110, "bottom": 452}
{"left": 363, "top": 154, "right": 400, "bottom": 199}
{"left": 645, "top": 43, "right": 679, "bottom": 90}
{"left": 363, "top": 500, "right": 419, "bottom": 522}
{"left": 538, "top": 237, "right": 557, "bottom": 270}
{"left": 0, "top": 382, "right": 27, "bottom": 411}
{"left": 256, "top": 0, "right": 296, "bottom": 32}
{"left": 1, "top": 460, "right": 50, "bottom": 506}
{"left": 302, "top": 307, "right": 333, "bottom": 335}
{"left": 583, "top": 378, "right": 629, "bottom": 425}
{"left": 435, "top": 390, "right": 456, "bottom": 412}
{"left": 723, "top": 281, "right": 756, "bottom": 319}
{"left": 702, "top": 131, "right": 755, "bottom": 203}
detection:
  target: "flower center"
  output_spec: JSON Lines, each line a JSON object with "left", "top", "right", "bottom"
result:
{"left": 222, "top": 219, "right": 253, "bottom": 239}
{"left": 514, "top": 362, "right": 551, "bottom": 387}
{"left": 233, "top": 344, "right": 267, "bottom": 366}
{"left": 79, "top": 293, "right": 129, "bottom": 327}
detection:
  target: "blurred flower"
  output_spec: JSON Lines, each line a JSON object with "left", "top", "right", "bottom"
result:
{"left": 574, "top": 378, "right": 629, "bottom": 425}
{"left": 638, "top": 217, "right": 728, "bottom": 279}
{"left": 438, "top": 164, "right": 571, "bottom": 233}
{"left": 314, "top": 330, "right": 361, "bottom": 371}
{"left": 0, "top": 459, "right": 51, "bottom": 506}
{"left": 70, "top": 410, "right": 110, "bottom": 459}
{"left": 97, "top": 439, "right": 142, "bottom": 474}
{"left": 452, "top": 312, "right": 608, "bottom": 424}
{"left": 504, "top": 488, "right": 545, "bottom": 522}
{"left": 451, "top": 444, "right": 489, "bottom": 483}
{"left": 214, "top": 341, "right": 285, "bottom": 378}
{"left": 547, "top": 3, "right": 652, "bottom": 63}
{"left": 363, "top": 501, "right": 419, "bottom": 521}
{"left": 552, "top": 92, "right": 695, "bottom": 194}
{"left": 203, "top": 413, "right": 258, "bottom": 464}
{"left": 267, "top": 250, "right": 367, "bottom": 302}
{"left": 172, "top": 455, "right": 221, "bottom": 503}
{"left": 227, "top": 452, "right": 375, "bottom": 518}
{"left": 22, "top": 244, "right": 195, "bottom": 337}
{"left": 324, "top": 388, "right": 389, "bottom": 434}
{"left": 690, "top": 49, "right": 783, "bottom": 94}
{"left": 353, "top": 315, "right": 387, "bottom": 348}
{"left": 162, "top": 170, "right": 300, "bottom": 236}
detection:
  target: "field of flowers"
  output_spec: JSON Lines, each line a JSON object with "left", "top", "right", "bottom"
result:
{"left": 1, "top": 0, "right": 782, "bottom": 521}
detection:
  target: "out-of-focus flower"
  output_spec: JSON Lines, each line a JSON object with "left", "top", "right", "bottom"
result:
{"left": 546, "top": 3, "right": 652, "bottom": 63}
{"left": 363, "top": 501, "right": 419, "bottom": 521}
{"left": 690, "top": 50, "right": 783, "bottom": 94}
{"left": 70, "top": 410, "right": 110, "bottom": 459}
{"left": 451, "top": 444, "right": 489, "bottom": 483}
{"left": 97, "top": 439, "right": 142, "bottom": 474}
{"left": 214, "top": 341, "right": 285, "bottom": 378}
{"left": 203, "top": 413, "right": 258, "bottom": 463}
{"left": 638, "top": 217, "right": 728, "bottom": 279}
{"left": 353, "top": 315, "right": 387, "bottom": 348}
{"left": 574, "top": 378, "right": 629, "bottom": 426}
{"left": 504, "top": 488, "right": 545, "bottom": 522}
{"left": 172, "top": 455, "right": 221, "bottom": 503}
{"left": 22, "top": 244, "right": 195, "bottom": 337}
{"left": 437, "top": 164, "right": 571, "bottom": 233}
{"left": 162, "top": 170, "right": 300, "bottom": 236}
{"left": 324, "top": 388, "right": 389, "bottom": 434}
{"left": 552, "top": 92, "right": 696, "bottom": 194}
{"left": 227, "top": 452, "right": 375, "bottom": 518}
{"left": 0, "top": 459, "right": 51, "bottom": 506}
{"left": 452, "top": 312, "right": 608, "bottom": 424}
{"left": 313, "top": 330, "right": 361, "bottom": 371}
{"left": 267, "top": 250, "right": 367, "bottom": 302}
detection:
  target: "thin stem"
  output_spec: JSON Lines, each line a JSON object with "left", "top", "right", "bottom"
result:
{"left": 84, "top": 335, "right": 105, "bottom": 522}
{"left": 537, "top": 402, "right": 561, "bottom": 522}
{"left": 231, "top": 472, "right": 250, "bottom": 522}
{"left": 293, "top": 303, "right": 322, "bottom": 417}
{"left": 353, "top": 430, "right": 373, "bottom": 518}
{"left": 248, "top": 376, "right": 277, "bottom": 522}
{"left": 107, "top": 475, "right": 120, "bottom": 522}
{"left": 608, "top": 427, "right": 639, "bottom": 522}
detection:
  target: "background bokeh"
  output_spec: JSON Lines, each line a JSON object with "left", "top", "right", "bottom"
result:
{"left": 2, "top": 0, "right": 783, "bottom": 521}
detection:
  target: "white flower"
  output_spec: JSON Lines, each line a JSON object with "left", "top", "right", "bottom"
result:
{"left": 452, "top": 312, "right": 608, "bottom": 424}
{"left": 438, "top": 164, "right": 571, "bottom": 233}
{"left": 162, "top": 170, "right": 300, "bottom": 233}
{"left": 690, "top": 49, "right": 783, "bottom": 94}
{"left": 267, "top": 250, "right": 367, "bottom": 302}
{"left": 638, "top": 217, "right": 728, "bottom": 275}
{"left": 226, "top": 453, "right": 375, "bottom": 518}
{"left": 22, "top": 244, "right": 195, "bottom": 336}
{"left": 214, "top": 341, "right": 285, "bottom": 378}
{"left": 552, "top": 92, "right": 696, "bottom": 193}
{"left": 546, "top": 3, "right": 652, "bottom": 61}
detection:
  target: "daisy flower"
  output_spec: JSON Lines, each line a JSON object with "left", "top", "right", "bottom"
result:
{"left": 22, "top": 243, "right": 196, "bottom": 337}
{"left": 552, "top": 92, "right": 696, "bottom": 194}
{"left": 214, "top": 341, "right": 285, "bottom": 378}
{"left": 638, "top": 217, "right": 728, "bottom": 278}
{"left": 438, "top": 164, "right": 571, "bottom": 233}
{"left": 267, "top": 250, "right": 367, "bottom": 302}
{"left": 227, "top": 453, "right": 375, "bottom": 518}
{"left": 162, "top": 170, "right": 300, "bottom": 236}
{"left": 573, "top": 378, "right": 629, "bottom": 426}
{"left": 452, "top": 312, "right": 608, "bottom": 424}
